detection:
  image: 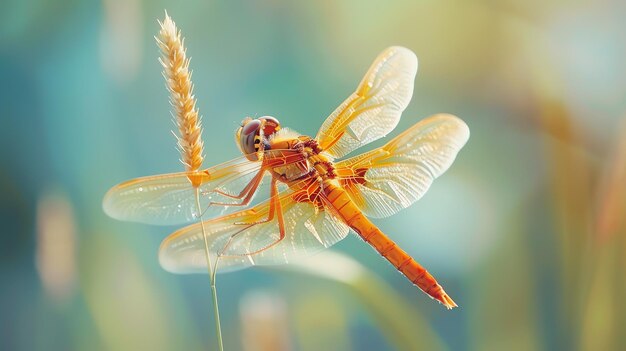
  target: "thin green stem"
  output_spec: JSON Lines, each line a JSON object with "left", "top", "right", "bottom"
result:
{"left": 195, "top": 188, "right": 224, "bottom": 351}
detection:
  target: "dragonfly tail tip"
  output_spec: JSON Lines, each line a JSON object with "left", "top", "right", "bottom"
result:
{"left": 440, "top": 294, "right": 458, "bottom": 310}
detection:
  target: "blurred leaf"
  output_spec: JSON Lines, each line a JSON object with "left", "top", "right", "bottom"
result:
{"left": 273, "top": 251, "right": 448, "bottom": 351}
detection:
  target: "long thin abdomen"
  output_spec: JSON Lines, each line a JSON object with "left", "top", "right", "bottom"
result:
{"left": 324, "top": 183, "right": 458, "bottom": 309}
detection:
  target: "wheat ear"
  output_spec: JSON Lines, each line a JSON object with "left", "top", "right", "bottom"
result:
{"left": 156, "top": 12, "right": 224, "bottom": 351}
{"left": 156, "top": 12, "right": 204, "bottom": 172}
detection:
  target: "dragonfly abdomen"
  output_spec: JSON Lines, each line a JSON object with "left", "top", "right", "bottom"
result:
{"left": 323, "top": 182, "right": 458, "bottom": 309}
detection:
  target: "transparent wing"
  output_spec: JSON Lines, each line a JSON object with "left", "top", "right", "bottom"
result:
{"left": 315, "top": 46, "right": 418, "bottom": 159}
{"left": 159, "top": 185, "right": 350, "bottom": 273}
{"left": 102, "top": 150, "right": 303, "bottom": 225}
{"left": 335, "top": 114, "right": 469, "bottom": 218}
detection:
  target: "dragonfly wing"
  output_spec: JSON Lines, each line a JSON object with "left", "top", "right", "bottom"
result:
{"left": 316, "top": 46, "right": 417, "bottom": 159}
{"left": 102, "top": 156, "right": 264, "bottom": 225}
{"left": 159, "top": 187, "right": 350, "bottom": 273}
{"left": 335, "top": 114, "right": 469, "bottom": 218}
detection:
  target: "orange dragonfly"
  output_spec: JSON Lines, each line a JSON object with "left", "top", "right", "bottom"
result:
{"left": 103, "top": 46, "right": 469, "bottom": 309}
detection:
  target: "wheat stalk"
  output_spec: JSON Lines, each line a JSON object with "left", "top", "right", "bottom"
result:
{"left": 155, "top": 12, "right": 223, "bottom": 351}
{"left": 156, "top": 12, "right": 204, "bottom": 172}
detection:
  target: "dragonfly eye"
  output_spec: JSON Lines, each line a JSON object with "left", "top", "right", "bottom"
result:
{"left": 259, "top": 116, "right": 281, "bottom": 138}
{"left": 239, "top": 119, "right": 262, "bottom": 161}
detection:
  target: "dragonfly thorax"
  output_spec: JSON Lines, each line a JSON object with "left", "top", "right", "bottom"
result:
{"left": 259, "top": 133, "right": 337, "bottom": 188}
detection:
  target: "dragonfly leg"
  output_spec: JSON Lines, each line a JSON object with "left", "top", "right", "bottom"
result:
{"left": 198, "top": 169, "right": 265, "bottom": 219}
{"left": 218, "top": 178, "right": 287, "bottom": 258}
{"left": 234, "top": 177, "right": 281, "bottom": 226}
{"left": 209, "top": 169, "right": 265, "bottom": 200}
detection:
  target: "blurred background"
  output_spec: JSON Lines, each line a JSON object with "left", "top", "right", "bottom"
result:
{"left": 2, "top": 0, "right": 626, "bottom": 350}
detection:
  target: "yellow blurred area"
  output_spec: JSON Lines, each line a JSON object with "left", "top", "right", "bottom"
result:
{"left": 36, "top": 191, "right": 77, "bottom": 303}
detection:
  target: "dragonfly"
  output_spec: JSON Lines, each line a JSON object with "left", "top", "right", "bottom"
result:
{"left": 103, "top": 46, "right": 469, "bottom": 309}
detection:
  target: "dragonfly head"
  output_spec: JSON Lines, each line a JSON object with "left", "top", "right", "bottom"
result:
{"left": 236, "top": 116, "right": 282, "bottom": 161}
